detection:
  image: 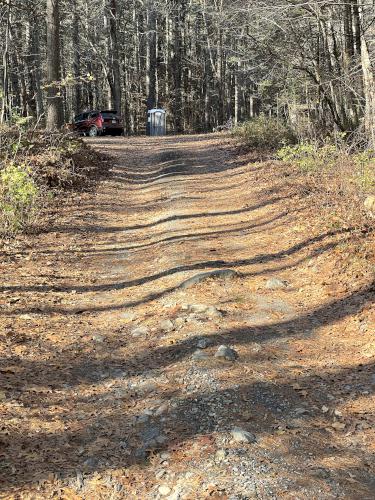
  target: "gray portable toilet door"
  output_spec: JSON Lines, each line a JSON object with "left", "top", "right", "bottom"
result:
{"left": 151, "top": 110, "right": 166, "bottom": 136}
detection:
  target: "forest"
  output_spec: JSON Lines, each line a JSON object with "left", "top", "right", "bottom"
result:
{"left": 1, "top": 1, "right": 375, "bottom": 498}
{"left": 0, "top": 0, "right": 375, "bottom": 142}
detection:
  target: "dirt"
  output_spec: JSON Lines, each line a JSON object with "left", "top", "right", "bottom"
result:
{"left": 0, "top": 133, "right": 374, "bottom": 499}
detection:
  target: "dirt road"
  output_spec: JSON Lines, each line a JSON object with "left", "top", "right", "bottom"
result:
{"left": 1, "top": 134, "right": 374, "bottom": 499}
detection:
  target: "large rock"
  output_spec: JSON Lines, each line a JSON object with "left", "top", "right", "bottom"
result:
{"left": 197, "top": 338, "right": 211, "bottom": 349}
{"left": 230, "top": 427, "right": 256, "bottom": 443}
{"left": 160, "top": 319, "right": 175, "bottom": 333}
{"left": 215, "top": 345, "right": 238, "bottom": 361}
{"left": 179, "top": 269, "right": 240, "bottom": 290}
{"left": 188, "top": 304, "right": 222, "bottom": 318}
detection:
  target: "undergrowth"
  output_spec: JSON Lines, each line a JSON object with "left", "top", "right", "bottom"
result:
{"left": 276, "top": 141, "right": 375, "bottom": 230}
{"left": 0, "top": 163, "right": 38, "bottom": 234}
{"left": 0, "top": 124, "right": 105, "bottom": 237}
{"left": 232, "top": 115, "right": 296, "bottom": 150}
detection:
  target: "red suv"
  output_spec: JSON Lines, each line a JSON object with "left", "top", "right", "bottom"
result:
{"left": 72, "top": 110, "right": 124, "bottom": 136}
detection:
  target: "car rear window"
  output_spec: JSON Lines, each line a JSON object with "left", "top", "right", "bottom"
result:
{"left": 101, "top": 112, "right": 117, "bottom": 119}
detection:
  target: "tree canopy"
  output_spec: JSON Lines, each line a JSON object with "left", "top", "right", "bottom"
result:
{"left": 0, "top": 0, "right": 374, "bottom": 143}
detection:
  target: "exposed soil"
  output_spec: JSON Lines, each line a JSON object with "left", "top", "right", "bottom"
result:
{"left": 1, "top": 134, "right": 374, "bottom": 499}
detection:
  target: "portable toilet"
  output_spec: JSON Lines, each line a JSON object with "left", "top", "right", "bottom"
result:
{"left": 147, "top": 109, "right": 166, "bottom": 136}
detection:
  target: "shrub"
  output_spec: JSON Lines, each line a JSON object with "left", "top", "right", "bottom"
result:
{"left": 276, "top": 143, "right": 340, "bottom": 172}
{"left": 0, "top": 163, "right": 39, "bottom": 234}
{"left": 352, "top": 150, "right": 375, "bottom": 193}
{"left": 233, "top": 115, "right": 296, "bottom": 150}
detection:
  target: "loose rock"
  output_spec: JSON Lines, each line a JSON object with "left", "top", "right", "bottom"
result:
{"left": 160, "top": 319, "right": 175, "bottom": 333}
{"left": 215, "top": 345, "right": 238, "bottom": 361}
{"left": 192, "top": 350, "right": 209, "bottom": 361}
{"left": 121, "top": 312, "right": 136, "bottom": 321}
{"left": 364, "top": 195, "right": 375, "bottom": 215}
{"left": 197, "top": 338, "right": 211, "bottom": 349}
{"left": 158, "top": 485, "right": 171, "bottom": 496}
{"left": 215, "top": 449, "right": 227, "bottom": 462}
{"left": 131, "top": 326, "right": 149, "bottom": 337}
{"left": 188, "top": 304, "right": 222, "bottom": 318}
{"left": 174, "top": 317, "right": 185, "bottom": 328}
{"left": 265, "top": 278, "right": 288, "bottom": 290}
{"left": 230, "top": 427, "right": 256, "bottom": 443}
{"left": 179, "top": 269, "right": 240, "bottom": 289}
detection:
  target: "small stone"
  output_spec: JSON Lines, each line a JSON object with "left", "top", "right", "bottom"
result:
{"left": 131, "top": 326, "right": 149, "bottom": 337}
{"left": 188, "top": 304, "right": 222, "bottom": 318}
{"left": 265, "top": 278, "right": 288, "bottom": 290}
{"left": 192, "top": 350, "right": 209, "bottom": 361}
{"left": 156, "top": 435, "right": 168, "bottom": 444}
{"left": 121, "top": 312, "right": 136, "bottom": 321}
{"left": 83, "top": 456, "right": 99, "bottom": 468}
{"left": 364, "top": 195, "right": 375, "bottom": 215}
{"left": 215, "top": 449, "right": 227, "bottom": 462}
{"left": 230, "top": 427, "right": 256, "bottom": 443}
{"left": 197, "top": 338, "right": 210, "bottom": 349}
{"left": 362, "top": 342, "right": 375, "bottom": 358}
{"left": 156, "top": 469, "right": 167, "bottom": 479}
{"left": 138, "top": 414, "right": 150, "bottom": 424}
{"left": 206, "top": 306, "right": 222, "bottom": 319}
{"left": 160, "top": 320, "right": 175, "bottom": 333}
{"left": 155, "top": 404, "right": 169, "bottom": 416}
{"left": 158, "top": 485, "right": 171, "bottom": 496}
{"left": 314, "top": 467, "right": 330, "bottom": 479}
{"left": 174, "top": 317, "right": 185, "bottom": 328}
{"left": 294, "top": 407, "right": 309, "bottom": 416}
{"left": 250, "top": 342, "right": 262, "bottom": 353}
{"left": 19, "top": 314, "right": 33, "bottom": 320}
{"left": 144, "top": 408, "right": 154, "bottom": 416}
{"left": 189, "top": 304, "right": 210, "bottom": 314}
{"left": 114, "top": 388, "right": 127, "bottom": 398}
{"left": 215, "top": 345, "right": 238, "bottom": 361}
{"left": 92, "top": 334, "right": 104, "bottom": 342}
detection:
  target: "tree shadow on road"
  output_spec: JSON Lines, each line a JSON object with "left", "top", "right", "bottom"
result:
{"left": 1, "top": 280, "right": 374, "bottom": 494}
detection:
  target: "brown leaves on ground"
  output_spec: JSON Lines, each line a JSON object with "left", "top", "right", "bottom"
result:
{"left": 0, "top": 134, "right": 374, "bottom": 499}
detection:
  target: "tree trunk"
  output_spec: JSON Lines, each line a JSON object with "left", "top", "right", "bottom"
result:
{"left": 107, "top": 0, "right": 121, "bottom": 113}
{"left": 147, "top": 4, "right": 157, "bottom": 109}
{"left": 359, "top": 2, "right": 375, "bottom": 146}
{"left": 172, "top": 3, "right": 183, "bottom": 133}
{"left": 46, "top": 0, "right": 63, "bottom": 130}
{"left": 73, "top": 1, "right": 82, "bottom": 115}
{"left": 0, "top": 0, "right": 11, "bottom": 123}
